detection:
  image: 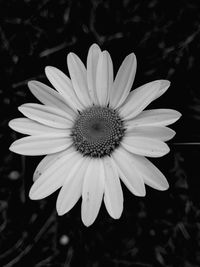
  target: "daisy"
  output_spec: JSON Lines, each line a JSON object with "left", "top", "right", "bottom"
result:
{"left": 9, "top": 44, "right": 181, "bottom": 226}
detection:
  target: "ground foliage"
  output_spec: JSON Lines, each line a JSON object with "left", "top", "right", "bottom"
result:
{"left": 0, "top": 0, "right": 200, "bottom": 266}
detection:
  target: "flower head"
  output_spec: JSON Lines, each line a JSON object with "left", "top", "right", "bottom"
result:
{"left": 9, "top": 44, "right": 181, "bottom": 226}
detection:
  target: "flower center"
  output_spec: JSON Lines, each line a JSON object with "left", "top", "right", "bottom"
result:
{"left": 71, "top": 106, "right": 125, "bottom": 158}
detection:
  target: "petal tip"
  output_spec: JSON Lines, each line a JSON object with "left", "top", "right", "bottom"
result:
{"left": 57, "top": 208, "right": 64, "bottom": 216}
{"left": 90, "top": 43, "right": 101, "bottom": 51}
{"left": 176, "top": 111, "right": 182, "bottom": 119}
{"left": 29, "top": 186, "right": 43, "bottom": 200}
{"left": 45, "top": 66, "right": 54, "bottom": 76}
{"left": 170, "top": 129, "right": 176, "bottom": 140}
{"left": 133, "top": 189, "right": 146, "bottom": 197}
{"left": 159, "top": 80, "right": 171, "bottom": 95}
{"left": 82, "top": 219, "right": 92, "bottom": 227}
{"left": 138, "top": 189, "right": 146, "bottom": 197}
{"left": 9, "top": 144, "right": 14, "bottom": 152}
{"left": 27, "top": 80, "right": 35, "bottom": 88}
{"left": 9, "top": 143, "right": 20, "bottom": 154}
{"left": 155, "top": 179, "right": 169, "bottom": 191}
{"left": 164, "top": 146, "right": 170, "bottom": 156}
{"left": 170, "top": 110, "right": 182, "bottom": 124}
{"left": 161, "top": 79, "right": 171, "bottom": 87}
{"left": 111, "top": 211, "right": 123, "bottom": 220}
{"left": 56, "top": 202, "right": 64, "bottom": 216}
{"left": 127, "top": 52, "right": 137, "bottom": 65}
{"left": 113, "top": 215, "right": 121, "bottom": 220}
{"left": 161, "top": 183, "right": 169, "bottom": 191}
{"left": 29, "top": 190, "right": 37, "bottom": 200}
{"left": 8, "top": 120, "right": 13, "bottom": 129}
{"left": 18, "top": 105, "right": 26, "bottom": 114}
{"left": 67, "top": 52, "right": 74, "bottom": 61}
{"left": 130, "top": 52, "right": 137, "bottom": 60}
{"left": 17, "top": 106, "right": 22, "bottom": 112}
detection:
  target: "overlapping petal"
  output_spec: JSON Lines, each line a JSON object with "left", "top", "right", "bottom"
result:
{"left": 125, "top": 126, "right": 175, "bottom": 141}
{"left": 81, "top": 158, "right": 105, "bottom": 226}
{"left": 121, "top": 136, "right": 170, "bottom": 157}
{"left": 96, "top": 51, "right": 113, "bottom": 106}
{"left": 125, "top": 109, "right": 181, "bottom": 128}
{"left": 29, "top": 148, "right": 79, "bottom": 199}
{"left": 56, "top": 157, "right": 89, "bottom": 215}
{"left": 103, "top": 156, "right": 123, "bottom": 219}
{"left": 9, "top": 118, "right": 70, "bottom": 136}
{"left": 119, "top": 80, "right": 169, "bottom": 120}
{"left": 9, "top": 135, "right": 71, "bottom": 156}
{"left": 18, "top": 103, "right": 73, "bottom": 129}
{"left": 28, "top": 80, "right": 76, "bottom": 117}
{"left": 109, "top": 53, "right": 136, "bottom": 109}
{"left": 67, "top": 53, "right": 92, "bottom": 107}
{"left": 87, "top": 44, "right": 101, "bottom": 104}
{"left": 129, "top": 154, "right": 169, "bottom": 190}
{"left": 112, "top": 147, "right": 146, "bottom": 196}
{"left": 45, "top": 66, "right": 83, "bottom": 111}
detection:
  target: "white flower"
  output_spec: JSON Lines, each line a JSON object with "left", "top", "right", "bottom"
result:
{"left": 9, "top": 44, "right": 181, "bottom": 226}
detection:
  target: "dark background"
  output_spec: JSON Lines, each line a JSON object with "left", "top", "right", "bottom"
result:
{"left": 1, "top": 0, "right": 200, "bottom": 266}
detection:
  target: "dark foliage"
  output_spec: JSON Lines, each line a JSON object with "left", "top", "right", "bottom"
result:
{"left": 0, "top": 0, "right": 200, "bottom": 266}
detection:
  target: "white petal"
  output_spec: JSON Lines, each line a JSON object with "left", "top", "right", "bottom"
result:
{"left": 103, "top": 156, "right": 123, "bottom": 219}
{"left": 154, "top": 80, "right": 171, "bottom": 100}
{"left": 45, "top": 66, "right": 83, "bottom": 111}
{"left": 87, "top": 44, "right": 101, "bottom": 104}
{"left": 9, "top": 135, "right": 71, "bottom": 155}
{"left": 56, "top": 157, "right": 89, "bottom": 215}
{"left": 125, "top": 126, "right": 176, "bottom": 141}
{"left": 96, "top": 51, "right": 113, "bottom": 106}
{"left": 9, "top": 118, "right": 70, "bottom": 136}
{"left": 33, "top": 149, "right": 72, "bottom": 181}
{"left": 67, "top": 53, "right": 92, "bottom": 107}
{"left": 81, "top": 158, "right": 105, "bottom": 227}
{"left": 129, "top": 154, "right": 169, "bottom": 190}
{"left": 122, "top": 136, "right": 170, "bottom": 157}
{"left": 28, "top": 80, "right": 76, "bottom": 118}
{"left": 29, "top": 148, "right": 80, "bottom": 199}
{"left": 18, "top": 103, "right": 73, "bottom": 129}
{"left": 125, "top": 109, "right": 182, "bottom": 127}
{"left": 109, "top": 53, "right": 136, "bottom": 108}
{"left": 112, "top": 147, "right": 146, "bottom": 196}
{"left": 119, "top": 80, "right": 166, "bottom": 120}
